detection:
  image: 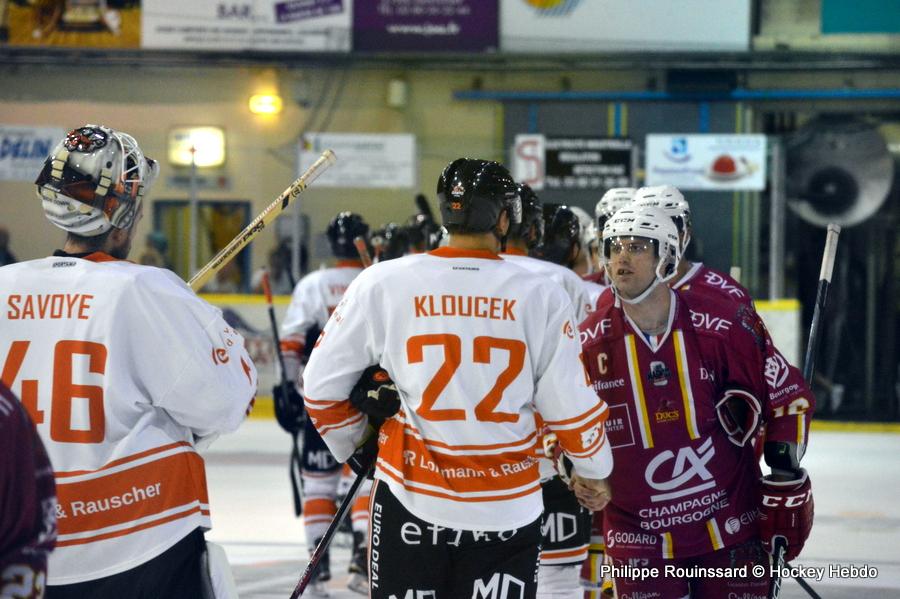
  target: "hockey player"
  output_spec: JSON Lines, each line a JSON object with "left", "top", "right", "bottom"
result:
{"left": 502, "top": 185, "right": 594, "bottom": 323}
{"left": 581, "top": 188, "right": 637, "bottom": 598}
{"left": 277, "top": 211, "right": 372, "bottom": 596}
{"left": 633, "top": 185, "right": 752, "bottom": 307}
{"left": 535, "top": 204, "right": 606, "bottom": 309}
{"left": 579, "top": 205, "right": 814, "bottom": 598}
{"left": 595, "top": 188, "right": 636, "bottom": 236}
{"left": 500, "top": 185, "right": 594, "bottom": 597}
{"left": 1, "top": 124, "right": 257, "bottom": 598}
{"left": 0, "top": 382, "right": 56, "bottom": 599}
{"left": 303, "top": 158, "right": 614, "bottom": 599}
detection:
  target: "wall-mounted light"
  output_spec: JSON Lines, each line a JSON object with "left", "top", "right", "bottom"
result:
{"left": 249, "top": 94, "right": 283, "bottom": 115}
{"left": 168, "top": 126, "right": 226, "bottom": 167}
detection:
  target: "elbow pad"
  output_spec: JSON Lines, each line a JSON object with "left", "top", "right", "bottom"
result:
{"left": 715, "top": 388, "right": 762, "bottom": 447}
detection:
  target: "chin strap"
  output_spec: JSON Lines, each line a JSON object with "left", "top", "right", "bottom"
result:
{"left": 614, "top": 277, "right": 661, "bottom": 305}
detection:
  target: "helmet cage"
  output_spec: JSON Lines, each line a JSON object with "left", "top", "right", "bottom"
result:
{"left": 601, "top": 206, "right": 681, "bottom": 286}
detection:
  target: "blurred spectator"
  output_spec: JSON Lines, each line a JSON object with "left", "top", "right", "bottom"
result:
{"left": 0, "top": 226, "right": 17, "bottom": 266}
{"left": 137, "top": 231, "right": 171, "bottom": 269}
{"left": 251, "top": 243, "right": 297, "bottom": 295}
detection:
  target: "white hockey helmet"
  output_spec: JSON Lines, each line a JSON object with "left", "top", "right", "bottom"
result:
{"left": 35, "top": 124, "right": 159, "bottom": 237}
{"left": 632, "top": 185, "right": 692, "bottom": 254}
{"left": 595, "top": 187, "right": 636, "bottom": 232}
{"left": 602, "top": 205, "right": 681, "bottom": 303}
{"left": 569, "top": 205, "right": 597, "bottom": 247}
{"left": 569, "top": 205, "right": 599, "bottom": 273}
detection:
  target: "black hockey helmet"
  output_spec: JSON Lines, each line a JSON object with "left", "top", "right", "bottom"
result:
{"left": 436, "top": 159, "right": 521, "bottom": 234}
{"left": 380, "top": 222, "right": 412, "bottom": 261}
{"left": 532, "top": 204, "right": 581, "bottom": 266}
{"left": 326, "top": 212, "right": 369, "bottom": 259}
{"left": 406, "top": 213, "right": 441, "bottom": 251}
{"left": 507, "top": 183, "right": 544, "bottom": 249}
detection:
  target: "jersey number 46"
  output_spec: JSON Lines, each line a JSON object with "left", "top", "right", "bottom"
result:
{"left": 2, "top": 340, "right": 107, "bottom": 443}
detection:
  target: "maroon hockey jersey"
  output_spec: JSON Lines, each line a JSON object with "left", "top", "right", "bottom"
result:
{"left": 0, "top": 383, "right": 56, "bottom": 598}
{"left": 579, "top": 290, "right": 812, "bottom": 559}
{"left": 672, "top": 262, "right": 753, "bottom": 308}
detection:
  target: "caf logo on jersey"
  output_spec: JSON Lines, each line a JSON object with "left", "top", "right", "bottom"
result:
{"left": 647, "top": 361, "right": 670, "bottom": 387}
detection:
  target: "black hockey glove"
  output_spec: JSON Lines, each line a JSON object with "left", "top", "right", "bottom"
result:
{"left": 349, "top": 365, "right": 400, "bottom": 428}
{"left": 272, "top": 383, "right": 305, "bottom": 435}
{"left": 347, "top": 426, "right": 380, "bottom": 477}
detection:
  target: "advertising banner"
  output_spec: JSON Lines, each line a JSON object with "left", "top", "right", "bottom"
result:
{"left": 353, "top": 0, "right": 498, "bottom": 52}
{"left": 501, "top": 0, "right": 750, "bottom": 52}
{"left": 0, "top": 126, "right": 65, "bottom": 182}
{"left": 142, "top": 0, "right": 351, "bottom": 51}
{"left": 513, "top": 135, "right": 633, "bottom": 191}
{"left": 300, "top": 133, "right": 416, "bottom": 188}
{"left": 7, "top": 1, "right": 140, "bottom": 48}
{"left": 645, "top": 134, "right": 767, "bottom": 191}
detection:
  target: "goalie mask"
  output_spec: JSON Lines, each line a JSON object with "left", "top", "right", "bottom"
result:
{"left": 632, "top": 185, "right": 692, "bottom": 254}
{"left": 436, "top": 158, "right": 521, "bottom": 236}
{"left": 326, "top": 212, "right": 369, "bottom": 259}
{"left": 595, "top": 187, "right": 636, "bottom": 233}
{"left": 36, "top": 124, "right": 159, "bottom": 237}
{"left": 602, "top": 205, "right": 681, "bottom": 304}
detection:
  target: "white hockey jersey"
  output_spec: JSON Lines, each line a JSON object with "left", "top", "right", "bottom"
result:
{"left": 0, "top": 253, "right": 257, "bottom": 584}
{"left": 304, "top": 247, "right": 613, "bottom": 531}
{"left": 581, "top": 278, "right": 607, "bottom": 311}
{"left": 280, "top": 260, "right": 364, "bottom": 383}
{"left": 501, "top": 249, "right": 594, "bottom": 324}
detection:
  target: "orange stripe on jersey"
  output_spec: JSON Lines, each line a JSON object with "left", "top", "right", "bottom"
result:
{"left": 377, "top": 461, "right": 541, "bottom": 503}
{"left": 397, "top": 421, "right": 538, "bottom": 454}
{"left": 548, "top": 408, "right": 609, "bottom": 460}
{"left": 428, "top": 247, "right": 502, "bottom": 260}
{"left": 305, "top": 397, "right": 363, "bottom": 433}
{"left": 317, "top": 412, "right": 365, "bottom": 435}
{"left": 55, "top": 449, "right": 208, "bottom": 536}
{"left": 541, "top": 545, "right": 589, "bottom": 562}
{"left": 376, "top": 419, "right": 540, "bottom": 498}
{"left": 56, "top": 505, "right": 209, "bottom": 547}
{"left": 55, "top": 441, "right": 192, "bottom": 478}
{"left": 542, "top": 400, "right": 607, "bottom": 430}
{"left": 83, "top": 252, "right": 121, "bottom": 263}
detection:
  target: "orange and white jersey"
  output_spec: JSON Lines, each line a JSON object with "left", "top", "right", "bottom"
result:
{"left": 0, "top": 253, "right": 257, "bottom": 584}
{"left": 280, "top": 260, "right": 363, "bottom": 380}
{"left": 501, "top": 250, "right": 594, "bottom": 324}
{"left": 304, "top": 247, "right": 613, "bottom": 531}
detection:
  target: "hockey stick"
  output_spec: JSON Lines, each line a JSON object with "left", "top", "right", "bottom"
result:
{"left": 188, "top": 149, "right": 336, "bottom": 292}
{"left": 289, "top": 457, "right": 374, "bottom": 599}
{"left": 768, "top": 224, "right": 839, "bottom": 599}
{"left": 353, "top": 236, "right": 373, "bottom": 268}
{"left": 262, "top": 271, "right": 304, "bottom": 517}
